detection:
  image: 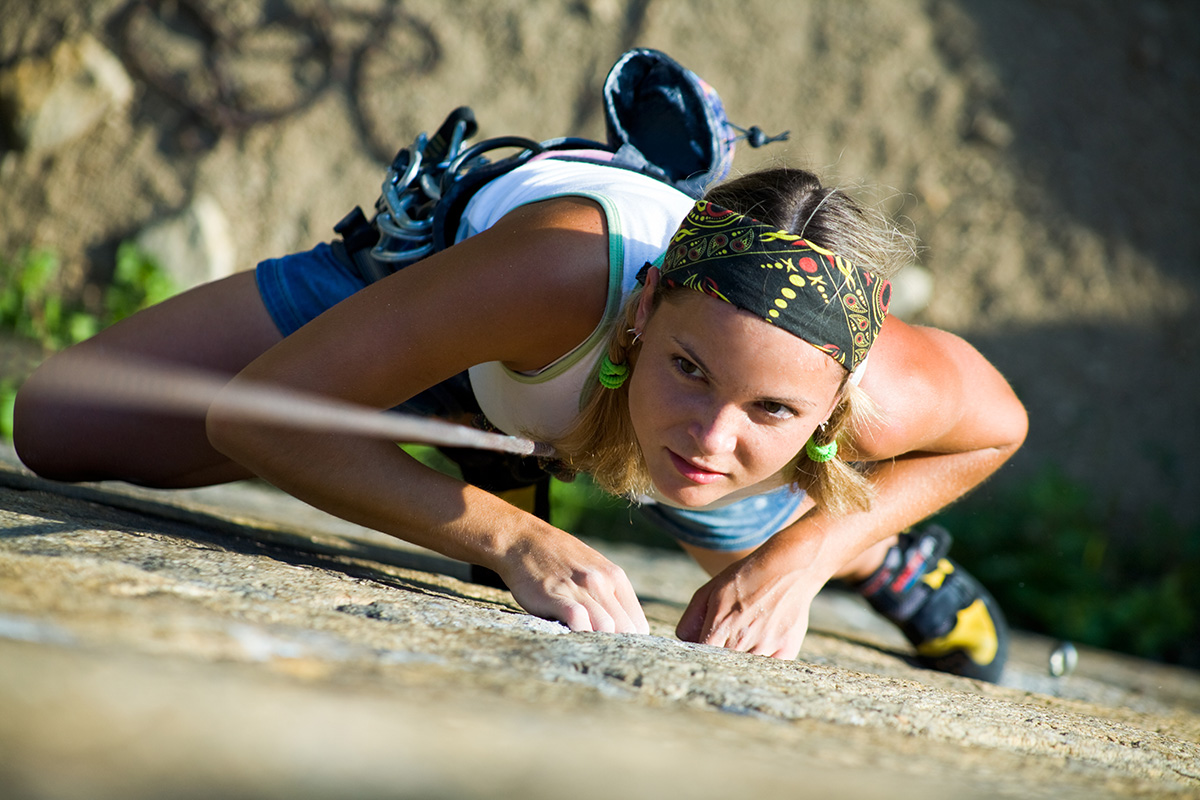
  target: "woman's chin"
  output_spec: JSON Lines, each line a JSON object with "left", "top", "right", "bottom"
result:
{"left": 649, "top": 471, "right": 734, "bottom": 508}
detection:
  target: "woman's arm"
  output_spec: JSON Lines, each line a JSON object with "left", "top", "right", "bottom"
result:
{"left": 206, "top": 197, "right": 649, "bottom": 635}
{"left": 676, "top": 317, "right": 1028, "bottom": 657}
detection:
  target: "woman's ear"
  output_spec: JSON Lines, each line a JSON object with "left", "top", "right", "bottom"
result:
{"left": 634, "top": 266, "right": 660, "bottom": 332}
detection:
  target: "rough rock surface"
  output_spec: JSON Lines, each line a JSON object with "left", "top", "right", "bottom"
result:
{"left": 2, "top": 446, "right": 1198, "bottom": 799}
{"left": 133, "top": 193, "right": 237, "bottom": 290}
{"left": 0, "top": 33, "right": 133, "bottom": 153}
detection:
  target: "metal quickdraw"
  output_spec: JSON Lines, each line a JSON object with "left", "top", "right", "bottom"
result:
{"left": 333, "top": 106, "right": 547, "bottom": 282}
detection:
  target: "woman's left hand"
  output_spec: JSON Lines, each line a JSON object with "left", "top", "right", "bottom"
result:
{"left": 675, "top": 553, "right": 820, "bottom": 660}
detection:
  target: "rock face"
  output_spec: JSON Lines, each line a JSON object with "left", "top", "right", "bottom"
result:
{"left": 1, "top": 446, "right": 1197, "bottom": 799}
{"left": 133, "top": 194, "right": 237, "bottom": 289}
{"left": 0, "top": 34, "right": 133, "bottom": 153}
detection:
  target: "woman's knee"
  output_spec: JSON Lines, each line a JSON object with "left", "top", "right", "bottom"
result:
{"left": 10, "top": 356, "right": 92, "bottom": 480}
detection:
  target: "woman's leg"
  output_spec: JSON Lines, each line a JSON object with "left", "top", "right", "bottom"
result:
{"left": 13, "top": 270, "right": 283, "bottom": 488}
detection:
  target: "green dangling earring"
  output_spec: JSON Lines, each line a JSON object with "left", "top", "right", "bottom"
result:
{"left": 598, "top": 353, "right": 630, "bottom": 389}
{"left": 805, "top": 435, "right": 838, "bottom": 463}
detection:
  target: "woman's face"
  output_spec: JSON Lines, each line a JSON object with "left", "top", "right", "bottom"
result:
{"left": 627, "top": 288, "right": 844, "bottom": 508}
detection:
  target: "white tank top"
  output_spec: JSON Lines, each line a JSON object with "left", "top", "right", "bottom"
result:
{"left": 461, "top": 158, "right": 694, "bottom": 441}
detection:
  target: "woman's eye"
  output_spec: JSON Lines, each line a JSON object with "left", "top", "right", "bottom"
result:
{"left": 674, "top": 357, "right": 701, "bottom": 377}
{"left": 758, "top": 400, "right": 795, "bottom": 419}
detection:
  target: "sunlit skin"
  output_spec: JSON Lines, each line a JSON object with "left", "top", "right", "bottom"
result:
{"left": 627, "top": 282, "right": 845, "bottom": 509}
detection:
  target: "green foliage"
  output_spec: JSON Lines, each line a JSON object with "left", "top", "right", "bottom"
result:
{"left": 934, "top": 468, "right": 1200, "bottom": 667}
{"left": 398, "top": 444, "right": 462, "bottom": 476}
{"left": 108, "top": 242, "right": 178, "bottom": 324}
{"left": 1, "top": 244, "right": 177, "bottom": 352}
{"left": 0, "top": 380, "right": 16, "bottom": 441}
{"left": 0, "top": 249, "right": 100, "bottom": 350}
{"left": 550, "top": 474, "right": 676, "bottom": 548}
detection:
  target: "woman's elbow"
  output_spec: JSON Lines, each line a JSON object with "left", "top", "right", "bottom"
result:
{"left": 997, "top": 394, "right": 1029, "bottom": 456}
{"left": 204, "top": 379, "right": 308, "bottom": 476}
{"left": 204, "top": 386, "right": 251, "bottom": 464}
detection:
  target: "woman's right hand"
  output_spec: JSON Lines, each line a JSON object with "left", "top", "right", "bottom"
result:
{"left": 495, "top": 531, "right": 650, "bottom": 635}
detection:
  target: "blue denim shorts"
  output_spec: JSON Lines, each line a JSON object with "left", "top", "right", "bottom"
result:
{"left": 637, "top": 485, "right": 806, "bottom": 552}
{"left": 255, "top": 243, "right": 366, "bottom": 337}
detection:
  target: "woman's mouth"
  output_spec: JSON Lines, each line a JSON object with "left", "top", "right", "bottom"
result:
{"left": 667, "top": 450, "right": 726, "bottom": 484}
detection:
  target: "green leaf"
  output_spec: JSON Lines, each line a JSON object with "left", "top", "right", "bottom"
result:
{"left": 0, "top": 383, "right": 16, "bottom": 441}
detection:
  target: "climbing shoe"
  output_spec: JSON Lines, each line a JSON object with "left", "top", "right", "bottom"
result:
{"left": 857, "top": 524, "right": 1009, "bottom": 683}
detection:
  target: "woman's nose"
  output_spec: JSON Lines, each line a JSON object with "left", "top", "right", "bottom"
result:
{"left": 688, "top": 403, "right": 739, "bottom": 455}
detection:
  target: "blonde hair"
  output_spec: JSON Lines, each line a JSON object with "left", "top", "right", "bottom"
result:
{"left": 552, "top": 167, "right": 913, "bottom": 517}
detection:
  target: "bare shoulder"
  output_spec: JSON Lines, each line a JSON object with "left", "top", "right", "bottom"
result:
{"left": 441, "top": 195, "right": 611, "bottom": 370}
{"left": 481, "top": 194, "right": 611, "bottom": 338}
{"left": 847, "top": 317, "right": 1026, "bottom": 460}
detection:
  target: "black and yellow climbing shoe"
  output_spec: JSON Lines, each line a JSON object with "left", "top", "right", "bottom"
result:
{"left": 857, "top": 525, "right": 1009, "bottom": 683}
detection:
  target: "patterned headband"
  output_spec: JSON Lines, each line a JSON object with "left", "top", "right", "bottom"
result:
{"left": 648, "top": 201, "right": 891, "bottom": 371}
